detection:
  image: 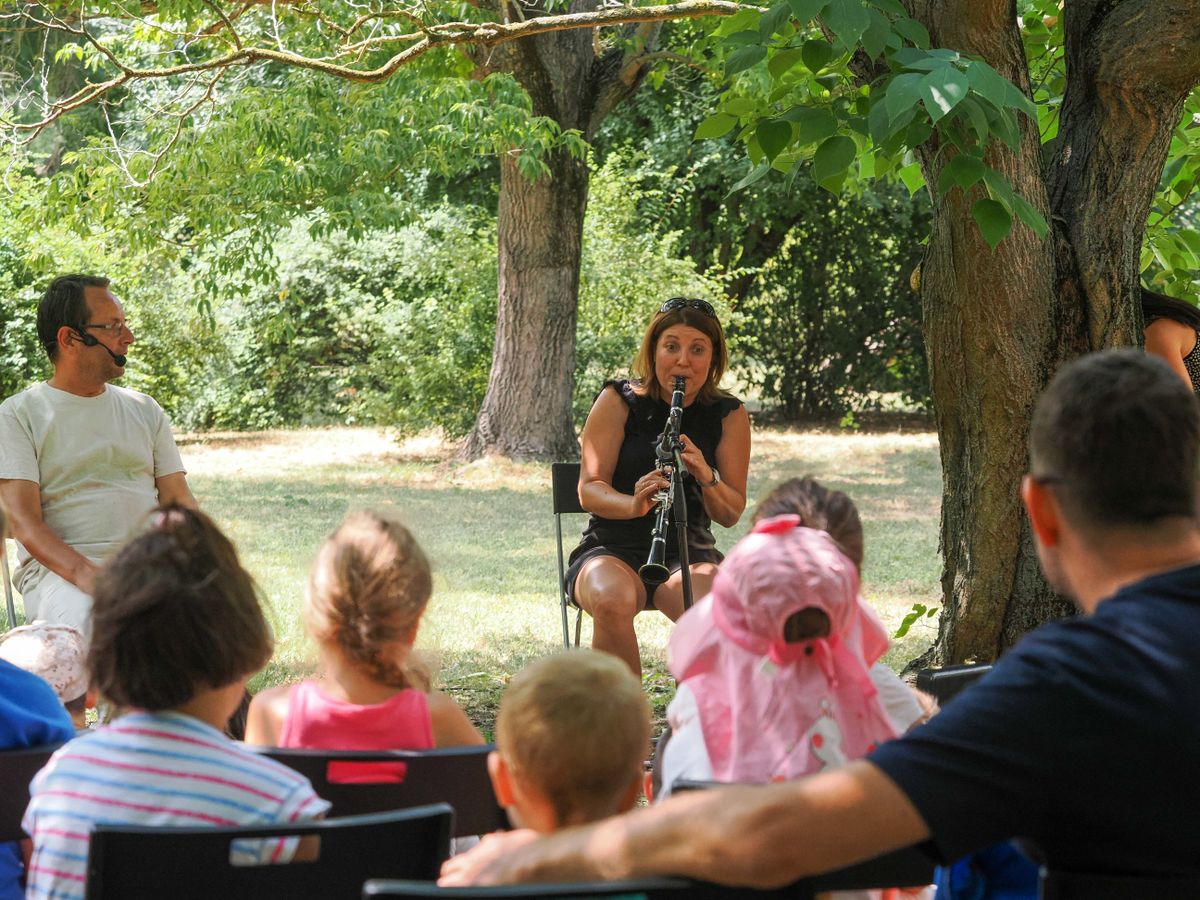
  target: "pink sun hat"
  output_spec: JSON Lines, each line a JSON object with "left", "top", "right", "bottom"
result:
{"left": 668, "top": 516, "right": 897, "bottom": 782}
{"left": 0, "top": 622, "right": 89, "bottom": 703}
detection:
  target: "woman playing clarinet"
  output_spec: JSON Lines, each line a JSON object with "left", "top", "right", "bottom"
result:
{"left": 564, "top": 298, "right": 751, "bottom": 675}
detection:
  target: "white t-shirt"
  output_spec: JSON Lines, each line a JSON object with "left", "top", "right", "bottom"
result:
{"left": 0, "top": 382, "right": 185, "bottom": 592}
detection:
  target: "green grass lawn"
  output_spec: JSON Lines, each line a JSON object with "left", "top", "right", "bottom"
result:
{"left": 5, "top": 425, "right": 943, "bottom": 739}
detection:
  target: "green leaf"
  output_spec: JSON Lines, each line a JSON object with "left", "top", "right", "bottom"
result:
{"left": 894, "top": 602, "right": 932, "bottom": 638}
{"left": 786, "top": 0, "right": 827, "bottom": 25}
{"left": 862, "top": 8, "right": 891, "bottom": 60}
{"left": 942, "top": 153, "right": 986, "bottom": 191}
{"left": 885, "top": 72, "right": 924, "bottom": 124}
{"left": 729, "top": 161, "right": 772, "bottom": 194}
{"left": 786, "top": 106, "right": 839, "bottom": 144}
{"left": 760, "top": 0, "right": 793, "bottom": 39}
{"left": 892, "top": 16, "right": 930, "bottom": 49}
{"left": 812, "top": 134, "right": 857, "bottom": 189}
{"left": 825, "top": 0, "right": 871, "bottom": 48}
{"left": 726, "top": 46, "right": 768, "bottom": 76}
{"left": 757, "top": 118, "right": 794, "bottom": 161}
{"left": 869, "top": 0, "right": 905, "bottom": 14}
{"left": 768, "top": 47, "right": 805, "bottom": 81}
{"left": 722, "top": 29, "right": 765, "bottom": 47}
{"left": 1005, "top": 82, "right": 1039, "bottom": 123}
{"left": 898, "top": 161, "right": 925, "bottom": 194}
{"left": 957, "top": 97, "right": 991, "bottom": 143}
{"left": 918, "top": 66, "right": 970, "bottom": 123}
{"left": 1010, "top": 193, "right": 1049, "bottom": 240}
{"left": 867, "top": 97, "right": 892, "bottom": 143}
{"left": 694, "top": 113, "right": 738, "bottom": 140}
{"left": 801, "top": 39, "right": 834, "bottom": 73}
{"left": 965, "top": 59, "right": 1012, "bottom": 109}
{"left": 973, "top": 198, "right": 1012, "bottom": 249}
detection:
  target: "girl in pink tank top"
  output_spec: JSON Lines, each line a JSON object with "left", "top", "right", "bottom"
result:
{"left": 245, "top": 509, "right": 483, "bottom": 771}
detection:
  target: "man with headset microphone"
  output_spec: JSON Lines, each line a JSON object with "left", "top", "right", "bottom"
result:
{"left": 0, "top": 274, "right": 196, "bottom": 635}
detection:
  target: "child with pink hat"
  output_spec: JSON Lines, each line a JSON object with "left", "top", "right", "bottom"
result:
{"left": 0, "top": 622, "right": 92, "bottom": 732}
{"left": 661, "top": 516, "right": 899, "bottom": 787}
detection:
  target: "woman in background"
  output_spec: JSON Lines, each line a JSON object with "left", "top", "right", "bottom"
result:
{"left": 1143, "top": 287, "right": 1200, "bottom": 392}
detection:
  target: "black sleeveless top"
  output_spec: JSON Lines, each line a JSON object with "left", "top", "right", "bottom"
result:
{"left": 569, "top": 379, "right": 743, "bottom": 567}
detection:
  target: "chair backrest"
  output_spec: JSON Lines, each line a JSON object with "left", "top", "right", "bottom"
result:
{"left": 255, "top": 745, "right": 507, "bottom": 837}
{"left": 363, "top": 876, "right": 798, "bottom": 899}
{"left": 915, "top": 663, "right": 993, "bottom": 706}
{"left": 551, "top": 462, "right": 585, "bottom": 516}
{"left": 0, "top": 742, "right": 62, "bottom": 842}
{"left": 1038, "top": 868, "right": 1200, "bottom": 900}
{"left": 667, "top": 780, "right": 933, "bottom": 892}
{"left": 86, "top": 804, "right": 453, "bottom": 900}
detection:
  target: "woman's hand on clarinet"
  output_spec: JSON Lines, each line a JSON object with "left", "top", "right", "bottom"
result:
{"left": 631, "top": 468, "right": 671, "bottom": 517}
{"left": 678, "top": 434, "right": 715, "bottom": 486}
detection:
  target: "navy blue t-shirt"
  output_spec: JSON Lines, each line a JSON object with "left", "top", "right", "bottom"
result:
{"left": 869, "top": 563, "right": 1200, "bottom": 876}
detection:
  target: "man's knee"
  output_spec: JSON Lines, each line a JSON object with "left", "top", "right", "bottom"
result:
{"left": 30, "top": 575, "right": 93, "bottom": 638}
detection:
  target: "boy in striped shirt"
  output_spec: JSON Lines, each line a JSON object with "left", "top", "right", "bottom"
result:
{"left": 22, "top": 506, "right": 330, "bottom": 900}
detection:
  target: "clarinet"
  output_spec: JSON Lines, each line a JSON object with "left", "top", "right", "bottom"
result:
{"left": 638, "top": 376, "right": 686, "bottom": 585}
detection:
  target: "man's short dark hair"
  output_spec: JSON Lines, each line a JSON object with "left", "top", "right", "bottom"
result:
{"left": 1030, "top": 349, "right": 1200, "bottom": 527}
{"left": 37, "top": 274, "right": 110, "bottom": 361}
{"left": 89, "top": 505, "right": 273, "bottom": 711}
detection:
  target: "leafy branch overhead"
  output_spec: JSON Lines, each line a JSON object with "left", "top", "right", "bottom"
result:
{"left": 696, "top": 0, "right": 1049, "bottom": 248}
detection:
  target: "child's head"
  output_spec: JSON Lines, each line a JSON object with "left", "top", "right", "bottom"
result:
{"left": 89, "top": 505, "right": 272, "bottom": 714}
{"left": 0, "top": 623, "right": 92, "bottom": 728}
{"left": 753, "top": 476, "right": 864, "bottom": 571}
{"left": 490, "top": 650, "right": 650, "bottom": 833}
{"left": 305, "top": 509, "right": 432, "bottom": 689}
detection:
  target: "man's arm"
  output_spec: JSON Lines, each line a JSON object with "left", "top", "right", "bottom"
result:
{"left": 440, "top": 761, "right": 930, "bottom": 888}
{"left": 154, "top": 472, "right": 198, "bottom": 510}
{"left": 0, "top": 478, "right": 99, "bottom": 594}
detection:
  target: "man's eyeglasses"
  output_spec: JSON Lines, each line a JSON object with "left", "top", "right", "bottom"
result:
{"left": 82, "top": 321, "right": 132, "bottom": 337}
{"left": 659, "top": 297, "right": 716, "bottom": 317}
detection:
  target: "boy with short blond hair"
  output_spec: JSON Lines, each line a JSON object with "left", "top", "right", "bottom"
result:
{"left": 488, "top": 650, "right": 650, "bottom": 833}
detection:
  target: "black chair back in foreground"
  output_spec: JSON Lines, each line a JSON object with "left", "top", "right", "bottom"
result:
{"left": 256, "top": 744, "right": 507, "bottom": 837}
{"left": 1039, "top": 868, "right": 1200, "bottom": 900}
{"left": 552, "top": 461, "right": 586, "bottom": 649}
{"left": 668, "top": 779, "right": 933, "bottom": 893}
{"left": 915, "top": 663, "right": 993, "bottom": 706}
{"left": 363, "top": 877, "right": 799, "bottom": 899}
{"left": 0, "top": 742, "right": 62, "bottom": 842}
{"left": 85, "top": 804, "right": 453, "bottom": 900}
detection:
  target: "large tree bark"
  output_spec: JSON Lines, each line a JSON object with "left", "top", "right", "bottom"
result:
{"left": 909, "top": 0, "right": 1200, "bottom": 664}
{"left": 462, "top": 7, "right": 660, "bottom": 459}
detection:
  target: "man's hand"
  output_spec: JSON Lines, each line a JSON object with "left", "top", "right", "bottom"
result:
{"left": 439, "top": 830, "right": 540, "bottom": 886}
{"left": 72, "top": 558, "right": 100, "bottom": 595}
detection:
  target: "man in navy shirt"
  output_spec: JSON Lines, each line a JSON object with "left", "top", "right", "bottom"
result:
{"left": 441, "top": 348, "right": 1200, "bottom": 887}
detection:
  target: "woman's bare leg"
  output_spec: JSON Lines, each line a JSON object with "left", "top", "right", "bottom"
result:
{"left": 651, "top": 562, "right": 719, "bottom": 623}
{"left": 575, "top": 556, "right": 648, "bottom": 677}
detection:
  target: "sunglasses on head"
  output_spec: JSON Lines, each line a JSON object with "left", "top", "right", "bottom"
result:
{"left": 659, "top": 297, "right": 716, "bottom": 317}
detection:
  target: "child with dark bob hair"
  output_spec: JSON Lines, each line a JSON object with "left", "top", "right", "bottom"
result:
{"left": 22, "top": 505, "right": 329, "bottom": 899}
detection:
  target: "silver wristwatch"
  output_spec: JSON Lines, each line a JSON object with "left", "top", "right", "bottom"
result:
{"left": 703, "top": 469, "right": 721, "bottom": 489}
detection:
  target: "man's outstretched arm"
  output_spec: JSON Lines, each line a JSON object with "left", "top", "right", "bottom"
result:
{"left": 440, "top": 761, "right": 930, "bottom": 888}
{"left": 0, "top": 478, "right": 100, "bottom": 594}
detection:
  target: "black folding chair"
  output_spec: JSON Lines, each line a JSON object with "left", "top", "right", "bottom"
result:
{"left": 915, "top": 662, "right": 993, "bottom": 706}
{"left": 1038, "top": 868, "right": 1200, "bottom": 900}
{"left": 86, "top": 804, "right": 453, "bottom": 900}
{"left": 363, "top": 876, "right": 795, "bottom": 899}
{"left": 254, "top": 745, "right": 507, "bottom": 837}
{"left": 667, "top": 780, "right": 934, "bottom": 894}
{"left": 2, "top": 537, "right": 17, "bottom": 631}
{"left": 0, "top": 742, "right": 62, "bottom": 841}
{"left": 552, "top": 461, "right": 586, "bottom": 649}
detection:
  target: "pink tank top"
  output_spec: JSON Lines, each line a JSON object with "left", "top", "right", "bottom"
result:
{"left": 279, "top": 680, "right": 435, "bottom": 783}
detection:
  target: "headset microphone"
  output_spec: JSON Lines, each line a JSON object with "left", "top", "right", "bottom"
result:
{"left": 74, "top": 329, "right": 127, "bottom": 367}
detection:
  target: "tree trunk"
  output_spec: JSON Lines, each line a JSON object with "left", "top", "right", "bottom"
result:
{"left": 911, "top": 0, "right": 1200, "bottom": 664}
{"left": 462, "top": 148, "right": 587, "bottom": 459}
{"left": 462, "top": 10, "right": 660, "bottom": 460}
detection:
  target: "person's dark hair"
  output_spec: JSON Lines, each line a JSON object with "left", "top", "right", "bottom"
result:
{"left": 1142, "top": 287, "right": 1200, "bottom": 332}
{"left": 37, "top": 274, "right": 110, "bottom": 361}
{"left": 631, "top": 302, "right": 730, "bottom": 403}
{"left": 1030, "top": 349, "right": 1200, "bottom": 527}
{"left": 753, "top": 476, "right": 865, "bottom": 570}
{"left": 89, "top": 504, "right": 273, "bottom": 710}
